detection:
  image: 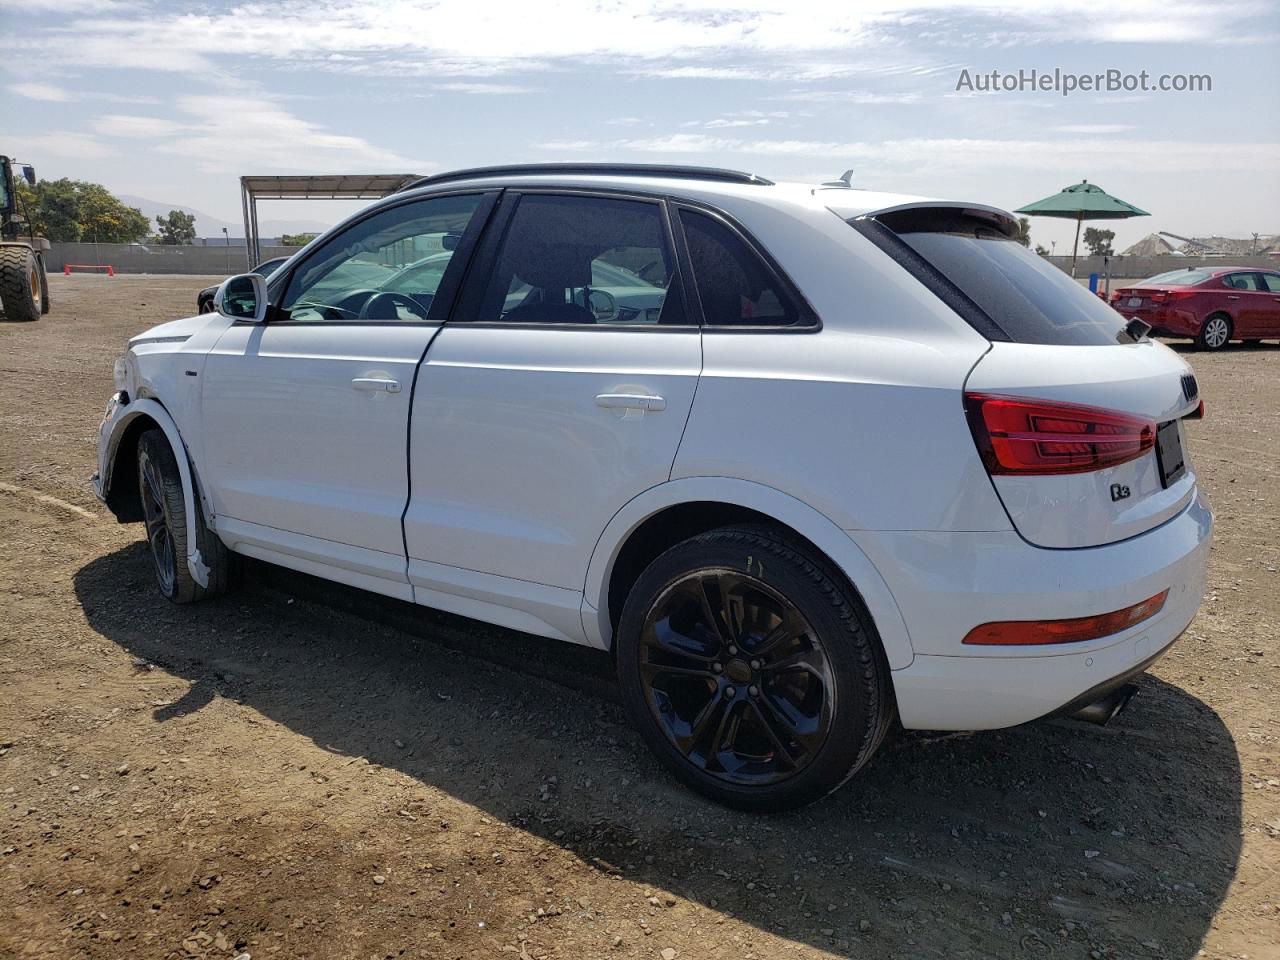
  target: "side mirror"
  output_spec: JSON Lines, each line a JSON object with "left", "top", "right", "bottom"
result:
{"left": 21, "top": 166, "right": 36, "bottom": 186}
{"left": 214, "top": 273, "right": 268, "bottom": 322}
{"left": 587, "top": 288, "right": 618, "bottom": 321}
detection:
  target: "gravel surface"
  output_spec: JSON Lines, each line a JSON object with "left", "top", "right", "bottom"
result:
{"left": 2, "top": 274, "right": 1277, "bottom": 960}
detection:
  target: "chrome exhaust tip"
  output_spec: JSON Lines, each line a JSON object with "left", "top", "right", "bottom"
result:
{"left": 1069, "top": 683, "right": 1139, "bottom": 726}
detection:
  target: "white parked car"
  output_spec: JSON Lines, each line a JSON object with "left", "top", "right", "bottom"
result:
{"left": 94, "top": 165, "right": 1211, "bottom": 810}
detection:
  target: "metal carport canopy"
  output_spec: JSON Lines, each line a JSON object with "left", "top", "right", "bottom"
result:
{"left": 239, "top": 173, "right": 420, "bottom": 269}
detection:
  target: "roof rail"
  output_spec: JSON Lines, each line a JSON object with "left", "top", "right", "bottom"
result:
{"left": 399, "top": 163, "right": 774, "bottom": 192}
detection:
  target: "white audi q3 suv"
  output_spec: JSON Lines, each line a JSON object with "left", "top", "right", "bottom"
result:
{"left": 94, "top": 164, "right": 1211, "bottom": 810}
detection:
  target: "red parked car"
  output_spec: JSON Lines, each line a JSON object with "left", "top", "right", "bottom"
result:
{"left": 1111, "top": 267, "right": 1280, "bottom": 350}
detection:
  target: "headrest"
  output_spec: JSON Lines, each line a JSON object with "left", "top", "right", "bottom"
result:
{"left": 507, "top": 242, "right": 592, "bottom": 290}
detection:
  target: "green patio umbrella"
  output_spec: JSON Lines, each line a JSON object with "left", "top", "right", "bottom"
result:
{"left": 1015, "top": 180, "right": 1149, "bottom": 275}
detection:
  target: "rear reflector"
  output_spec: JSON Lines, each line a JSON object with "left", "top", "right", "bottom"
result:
{"left": 963, "top": 590, "right": 1169, "bottom": 646}
{"left": 964, "top": 392, "right": 1156, "bottom": 476}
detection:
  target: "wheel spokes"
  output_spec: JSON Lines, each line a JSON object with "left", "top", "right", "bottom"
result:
{"left": 637, "top": 567, "right": 835, "bottom": 786}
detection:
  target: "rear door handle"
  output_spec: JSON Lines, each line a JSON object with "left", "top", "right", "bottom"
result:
{"left": 1226, "top": 295, "right": 1240, "bottom": 300}
{"left": 352, "top": 377, "right": 401, "bottom": 394}
{"left": 595, "top": 393, "right": 666, "bottom": 412}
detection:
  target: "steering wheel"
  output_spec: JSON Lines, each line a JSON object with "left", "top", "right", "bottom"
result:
{"left": 359, "top": 291, "right": 429, "bottom": 322}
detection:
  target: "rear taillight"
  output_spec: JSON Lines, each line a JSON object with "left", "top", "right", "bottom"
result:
{"left": 964, "top": 393, "right": 1156, "bottom": 476}
{"left": 963, "top": 590, "right": 1168, "bottom": 645}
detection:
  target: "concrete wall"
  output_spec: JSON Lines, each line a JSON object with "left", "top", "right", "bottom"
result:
{"left": 45, "top": 243, "right": 297, "bottom": 276}
{"left": 1048, "top": 254, "right": 1279, "bottom": 281}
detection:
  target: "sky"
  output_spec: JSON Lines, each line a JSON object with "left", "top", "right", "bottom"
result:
{"left": 2, "top": 0, "right": 1277, "bottom": 252}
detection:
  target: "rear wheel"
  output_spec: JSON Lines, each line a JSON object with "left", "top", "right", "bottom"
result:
{"left": 0, "top": 246, "right": 41, "bottom": 322}
{"left": 136, "top": 430, "right": 229, "bottom": 603}
{"left": 616, "top": 525, "right": 892, "bottom": 811}
{"left": 1197, "top": 313, "right": 1232, "bottom": 351}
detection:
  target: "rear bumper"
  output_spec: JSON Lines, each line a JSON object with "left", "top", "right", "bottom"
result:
{"left": 1121, "top": 306, "right": 1200, "bottom": 337}
{"left": 855, "top": 492, "right": 1212, "bottom": 730}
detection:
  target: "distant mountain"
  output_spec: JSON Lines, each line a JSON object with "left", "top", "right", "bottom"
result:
{"left": 1121, "top": 233, "right": 1179, "bottom": 257}
{"left": 118, "top": 195, "right": 332, "bottom": 240}
{"left": 1173, "top": 234, "right": 1280, "bottom": 257}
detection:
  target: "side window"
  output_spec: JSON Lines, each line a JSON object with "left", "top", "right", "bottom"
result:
{"left": 1222, "top": 273, "right": 1260, "bottom": 291}
{"left": 476, "top": 194, "right": 684, "bottom": 326}
{"left": 1261, "top": 273, "right": 1280, "bottom": 294}
{"left": 280, "top": 193, "right": 482, "bottom": 323}
{"left": 679, "top": 209, "right": 802, "bottom": 326}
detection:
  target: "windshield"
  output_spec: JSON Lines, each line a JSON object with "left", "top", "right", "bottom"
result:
{"left": 867, "top": 210, "right": 1128, "bottom": 346}
{"left": 1140, "top": 268, "right": 1212, "bottom": 286}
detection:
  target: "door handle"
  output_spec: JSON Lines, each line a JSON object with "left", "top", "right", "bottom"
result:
{"left": 595, "top": 393, "right": 666, "bottom": 412}
{"left": 1226, "top": 295, "right": 1240, "bottom": 300}
{"left": 352, "top": 377, "right": 402, "bottom": 394}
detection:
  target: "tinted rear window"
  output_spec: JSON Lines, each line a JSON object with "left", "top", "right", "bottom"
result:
{"left": 1142, "top": 268, "right": 1212, "bottom": 285}
{"left": 867, "top": 209, "right": 1128, "bottom": 346}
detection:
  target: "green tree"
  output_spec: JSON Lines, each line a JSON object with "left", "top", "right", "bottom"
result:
{"left": 1034, "top": 243, "right": 1050, "bottom": 256}
{"left": 1083, "top": 227, "right": 1115, "bottom": 256}
{"left": 280, "top": 231, "right": 319, "bottom": 246}
{"left": 16, "top": 178, "right": 149, "bottom": 243}
{"left": 156, "top": 209, "right": 197, "bottom": 245}
{"left": 1014, "top": 216, "right": 1031, "bottom": 248}
{"left": 16, "top": 178, "right": 81, "bottom": 241}
{"left": 79, "top": 183, "right": 149, "bottom": 243}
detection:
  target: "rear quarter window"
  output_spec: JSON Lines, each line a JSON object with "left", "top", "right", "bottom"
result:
{"left": 856, "top": 209, "right": 1129, "bottom": 346}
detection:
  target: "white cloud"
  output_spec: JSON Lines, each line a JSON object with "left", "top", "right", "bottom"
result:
{"left": 8, "top": 82, "right": 73, "bottom": 101}
{"left": 5, "top": 131, "right": 113, "bottom": 159}
{"left": 535, "top": 133, "right": 1280, "bottom": 175}
{"left": 436, "top": 82, "right": 538, "bottom": 94}
{"left": 1052, "top": 124, "right": 1134, "bottom": 134}
{"left": 157, "top": 95, "right": 426, "bottom": 174}
{"left": 82, "top": 96, "right": 426, "bottom": 175}
{"left": 93, "top": 114, "right": 189, "bottom": 138}
{"left": 6, "top": 0, "right": 1261, "bottom": 80}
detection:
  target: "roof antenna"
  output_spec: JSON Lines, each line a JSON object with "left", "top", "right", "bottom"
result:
{"left": 821, "top": 169, "right": 855, "bottom": 188}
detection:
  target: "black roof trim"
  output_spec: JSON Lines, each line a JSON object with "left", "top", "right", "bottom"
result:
{"left": 400, "top": 164, "right": 774, "bottom": 192}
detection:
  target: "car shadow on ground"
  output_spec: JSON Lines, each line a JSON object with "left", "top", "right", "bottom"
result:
{"left": 74, "top": 544, "right": 1241, "bottom": 960}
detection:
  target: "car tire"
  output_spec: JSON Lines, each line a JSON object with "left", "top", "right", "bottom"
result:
{"left": 198, "top": 297, "right": 215, "bottom": 314}
{"left": 0, "top": 245, "right": 43, "bottom": 322}
{"left": 37, "top": 257, "right": 50, "bottom": 315}
{"left": 1196, "top": 313, "right": 1232, "bottom": 351}
{"left": 137, "top": 429, "right": 229, "bottom": 603}
{"left": 615, "top": 524, "right": 893, "bottom": 811}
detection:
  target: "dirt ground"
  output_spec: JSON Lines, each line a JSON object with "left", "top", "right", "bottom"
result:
{"left": 1, "top": 274, "right": 1277, "bottom": 960}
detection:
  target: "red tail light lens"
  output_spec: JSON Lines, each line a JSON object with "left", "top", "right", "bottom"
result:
{"left": 964, "top": 393, "right": 1156, "bottom": 476}
{"left": 963, "top": 590, "right": 1168, "bottom": 645}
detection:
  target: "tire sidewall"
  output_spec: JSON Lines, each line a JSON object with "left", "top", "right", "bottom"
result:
{"left": 0, "top": 246, "right": 41, "bottom": 322}
{"left": 615, "top": 527, "right": 887, "bottom": 811}
{"left": 137, "top": 433, "right": 183, "bottom": 601}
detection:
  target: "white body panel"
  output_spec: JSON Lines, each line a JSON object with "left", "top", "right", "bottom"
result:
{"left": 404, "top": 325, "right": 701, "bottom": 590}
{"left": 886, "top": 493, "right": 1212, "bottom": 728}
{"left": 201, "top": 322, "right": 438, "bottom": 584}
{"left": 966, "top": 340, "right": 1199, "bottom": 548}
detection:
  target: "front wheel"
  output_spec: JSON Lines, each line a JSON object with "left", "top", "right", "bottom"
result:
{"left": 615, "top": 525, "right": 892, "bottom": 811}
{"left": 137, "top": 430, "right": 229, "bottom": 603}
{"left": 1197, "top": 313, "right": 1232, "bottom": 351}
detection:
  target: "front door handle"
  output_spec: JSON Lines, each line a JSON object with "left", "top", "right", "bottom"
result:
{"left": 595, "top": 393, "right": 666, "bottom": 412}
{"left": 1226, "top": 295, "right": 1240, "bottom": 300}
{"left": 352, "top": 377, "right": 402, "bottom": 394}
